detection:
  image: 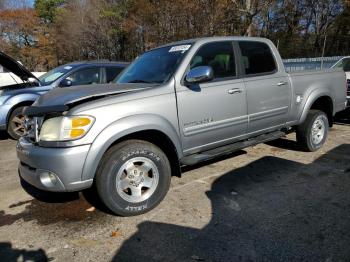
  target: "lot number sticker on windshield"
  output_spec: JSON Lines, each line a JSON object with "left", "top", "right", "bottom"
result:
{"left": 169, "top": 45, "right": 191, "bottom": 53}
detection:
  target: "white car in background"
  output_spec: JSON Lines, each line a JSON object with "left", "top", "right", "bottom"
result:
{"left": 0, "top": 65, "right": 45, "bottom": 87}
{"left": 332, "top": 56, "right": 350, "bottom": 108}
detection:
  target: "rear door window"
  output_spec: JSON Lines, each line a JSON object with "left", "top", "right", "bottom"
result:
{"left": 106, "top": 66, "right": 124, "bottom": 83}
{"left": 239, "top": 41, "right": 277, "bottom": 76}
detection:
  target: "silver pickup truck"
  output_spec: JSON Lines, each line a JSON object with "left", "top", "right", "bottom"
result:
{"left": 17, "top": 37, "right": 347, "bottom": 216}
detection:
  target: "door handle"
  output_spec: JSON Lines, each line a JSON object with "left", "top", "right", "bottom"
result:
{"left": 228, "top": 88, "right": 243, "bottom": 94}
{"left": 277, "top": 81, "right": 287, "bottom": 86}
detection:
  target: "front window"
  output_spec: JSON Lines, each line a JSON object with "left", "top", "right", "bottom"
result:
{"left": 334, "top": 58, "right": 350, "bottom": 72}
{"left": 39, "top": 64, "right": 78, "bottom": 85}
{"left": 344, "top": 59, "right": 350, "bottom": 72}
{"left": 190, "top": 41, "right": 236, "bottom": 79}
{"left": 116, "top": 44, "right": 192, "bottom": 84}
{"left": 64, "top": 67, "right": 101, "bottom": 86}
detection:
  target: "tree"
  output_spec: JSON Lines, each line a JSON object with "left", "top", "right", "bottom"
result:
{"left": 1, "top": 0, "right": 349, "bottom": 70}
{"left": 34, "top": 0, "right": 65, "bottom": 23}
{"left": 230, "top": 0, "right": 274, "bottom": 36}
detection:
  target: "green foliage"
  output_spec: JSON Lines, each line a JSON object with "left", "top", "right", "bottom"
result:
{"left": 34, "top": 0, "right": 65, "bottom": 23}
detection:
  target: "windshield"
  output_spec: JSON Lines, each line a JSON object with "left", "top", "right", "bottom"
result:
{"left": 39, "top": 64, "right": 77, "bottom": 85}
{"left": 116, "top": 44, "right": 192, "bottom": 84}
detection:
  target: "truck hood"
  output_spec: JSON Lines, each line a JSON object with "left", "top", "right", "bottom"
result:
{"left": 0, "top": 51, "right": 39, "bottom": 82}
{"left": 35, "top": 83, "right": 152, "bottom": 107}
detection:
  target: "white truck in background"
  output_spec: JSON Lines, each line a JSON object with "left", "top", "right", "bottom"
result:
{"left": 332, "top": 57, "right": 350, "bottom": 108}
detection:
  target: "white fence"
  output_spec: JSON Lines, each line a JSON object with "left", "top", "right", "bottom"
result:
{"left": 283, "top": 56, "right": 344, "bottom": 71}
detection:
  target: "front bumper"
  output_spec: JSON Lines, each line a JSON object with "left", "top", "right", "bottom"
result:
{"left": 16, "top": 137, "right": 93, "bottom": 192}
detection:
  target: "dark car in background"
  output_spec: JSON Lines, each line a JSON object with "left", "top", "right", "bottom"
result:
{"left": 0, "top": 51, "right": 128, "bottom": 139}
{"left": 39, "top": 60, "right": 129, "bottom": 88}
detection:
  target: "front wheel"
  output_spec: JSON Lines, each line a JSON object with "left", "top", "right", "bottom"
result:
{"left": 7, "top": 106, "right": 26, "bottom": 140}
{"left": 296, "top": 110, "right": 329, "bottom": 152}
{"left": 95, "top": 140, "right": 171, "bottom": 216}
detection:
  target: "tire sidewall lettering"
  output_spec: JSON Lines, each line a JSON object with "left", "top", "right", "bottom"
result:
{"left": 121, "top": 149, "right": 161, "bottom": 162}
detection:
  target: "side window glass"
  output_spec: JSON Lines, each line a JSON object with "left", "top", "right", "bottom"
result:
{"left": 190, "top": 42, "right": 236, "bottom": 79}
{"left": 65, "top": 67, "right": 101, "bottom": 86}
{"left": 106, "top": 66, "right": 123, "bottom": 83}
{"left": 343, "top": 59, "right": 350, "bottom": 72}
{"left": 239, "top": 41, "right": 276, "bottom": 75}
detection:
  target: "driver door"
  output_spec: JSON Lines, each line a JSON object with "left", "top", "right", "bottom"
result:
{"left": 176, "top": 41, "right": 248, "bottom": 154}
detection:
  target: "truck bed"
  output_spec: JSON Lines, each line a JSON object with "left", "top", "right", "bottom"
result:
{"left": 286, "top": 67, "right": 347, "bottom": 124}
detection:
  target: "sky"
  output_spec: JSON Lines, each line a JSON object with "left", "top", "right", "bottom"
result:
{"left": 3, "top": 0, "right": 34, "bottom": 8}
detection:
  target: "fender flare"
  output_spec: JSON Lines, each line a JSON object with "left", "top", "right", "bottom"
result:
{"left": 5, "top": 93, "right": 39, "bottom": 123}
{"left": 298, "top": 88, "right": 333, "bottom": 125}
{"left": 81, "top": 114, "right": 182, "bottom": 181}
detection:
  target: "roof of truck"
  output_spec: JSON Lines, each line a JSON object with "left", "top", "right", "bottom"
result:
{"left": 156, "top": 36, "right": 271, "bottom": 49}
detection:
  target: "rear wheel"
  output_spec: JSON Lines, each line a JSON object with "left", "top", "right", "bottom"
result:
{"left": 7, "top": 106, "right": 26, "bottom": 140}
{"left": 296, "top": 110, "right": 329, "bottom": 152}
{"left": 95, "top": 140, "right": 171, "bottom": 216}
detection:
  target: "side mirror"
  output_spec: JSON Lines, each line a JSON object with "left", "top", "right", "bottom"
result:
{"left": 28, "top": 77, "right": 40, "bottom": 86}
{"left": 59, "top": 79, "right": 72, "bottom": 87}
{"left": 185, "top": 66, "right": 214, "bottom": 84}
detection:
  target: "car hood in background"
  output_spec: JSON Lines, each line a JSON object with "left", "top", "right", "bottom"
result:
{"left": 35, "top": 83, "right": 154, "bottom": 107}
{"left": 0, "top": 51, "right": 39, "bottom": 82}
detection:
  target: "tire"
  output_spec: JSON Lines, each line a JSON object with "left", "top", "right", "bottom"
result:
{"left": 296, "top": 109, "right": 329, "bottom": 152}
{"left": 7, "top": 106, "right": 26, "bottom": 140}
{"left": 95, "top": 140, "right": 171, "bottom": 216}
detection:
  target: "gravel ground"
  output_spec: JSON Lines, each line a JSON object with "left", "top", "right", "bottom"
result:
{"left": 0, "top": 118, "right": 350, "bottom": 262}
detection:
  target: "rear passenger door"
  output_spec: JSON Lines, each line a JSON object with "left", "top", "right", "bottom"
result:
{"left": 177, "top": 41, "right": 248, "bottom": 154}
{"left": 239, "top": 41, "right": 291, "bottom": 135}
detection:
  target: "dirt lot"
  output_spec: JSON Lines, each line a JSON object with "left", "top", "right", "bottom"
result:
{"left": 0, "top": 118, "right": 350, "bottom": 262}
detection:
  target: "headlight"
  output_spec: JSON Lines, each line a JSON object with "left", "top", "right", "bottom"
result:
{"left": 39, "top": 115, "right": 95, "bottom": 141}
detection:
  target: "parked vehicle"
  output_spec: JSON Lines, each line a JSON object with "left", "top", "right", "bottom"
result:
{"left": 17, "top": 37, "right": 347, "bottom": 216}
{"left": 0, "top": 51, "right": 128, "bottom": 139}
{"left": 332, "top": 56, "right": 350, "bottom": 108}
{"left": 0, "top": 70, "right": 45, "bottom": 87}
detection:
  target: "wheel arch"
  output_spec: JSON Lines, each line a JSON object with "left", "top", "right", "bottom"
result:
{"left": 82, "top": 115, "right": 183, "bottom": 182}
{"left": 6, "top": 100, "right": 35, "bottom": 126}
{"left": 299, "top": 93, "right": 334, "bottom": 127}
